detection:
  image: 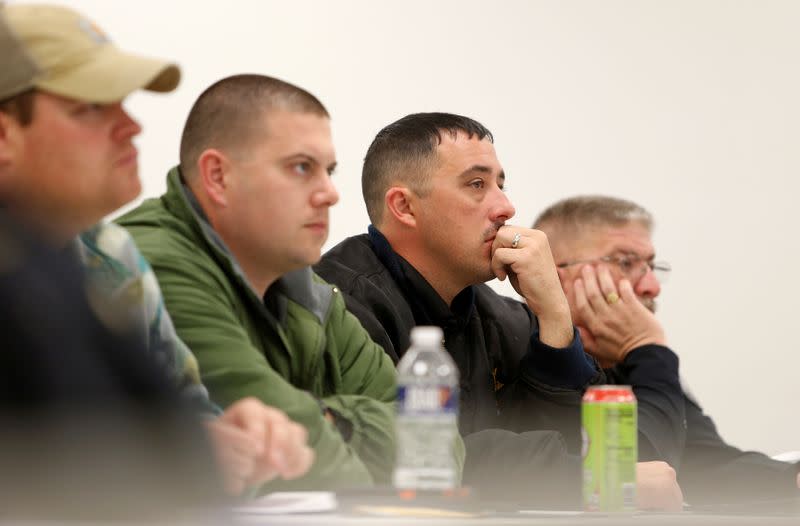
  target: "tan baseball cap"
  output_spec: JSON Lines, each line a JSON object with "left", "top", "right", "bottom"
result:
{"left": 0, "top": 3, "right": 180, "bottom": 102}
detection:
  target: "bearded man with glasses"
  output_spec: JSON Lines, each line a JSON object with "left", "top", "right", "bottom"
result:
{"left": 535, "top": 195, "right": 800, "bottom": 509}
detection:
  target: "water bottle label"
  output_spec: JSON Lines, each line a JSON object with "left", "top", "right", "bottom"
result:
{"left": 397, "top": 385, "right": 458, "bottom": 415}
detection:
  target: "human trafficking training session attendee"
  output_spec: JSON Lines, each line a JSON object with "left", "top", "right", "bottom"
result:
{"left": 315, "top": 112, "right": 682, "bottom": 510}
{"left": 0, "top": 3, "right": 313, "bottom": 506}
{"left": 118, "top": 74, "right": 408, "bottom": 490}
{"left": 535, "top": 194, "right": 800, "bottom": 507}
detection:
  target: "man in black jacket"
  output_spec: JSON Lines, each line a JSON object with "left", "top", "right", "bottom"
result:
{"left": 315, "top": 112, "right": 682, "bottom": 509}
{"left": 534, "top": 194, "right": 800, "bottom": 507}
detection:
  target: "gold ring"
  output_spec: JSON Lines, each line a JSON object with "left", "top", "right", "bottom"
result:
{"left": 606, "top": 292, "right": 620, "bottom": 305}
{"left": 511, "top": 232, "right": 521, "bottom": 249}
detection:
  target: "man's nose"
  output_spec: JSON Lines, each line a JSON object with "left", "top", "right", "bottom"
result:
{"left": 634, "top": 266, "right": 661, "bottom": 298}
{"left": 489, "top": 187, "right": 515, "bottom": 223}
{"left": 112, "top": 104, "right": 142, "bottom": 141}
{"left": 312, "top": 174, "right": 339, "bottom": 208}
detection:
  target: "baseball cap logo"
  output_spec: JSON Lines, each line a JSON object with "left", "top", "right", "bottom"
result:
{"left": 78, "top": 18, "right": 110, "bottom": 44}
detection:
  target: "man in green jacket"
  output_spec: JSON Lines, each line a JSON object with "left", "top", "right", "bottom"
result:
{"left": 119, "top": 74, "right": 401, "bottom": 489}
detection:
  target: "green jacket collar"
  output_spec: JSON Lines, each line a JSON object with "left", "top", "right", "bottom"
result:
{"left": 163, "top": 166, "right": 333, "bottom": 325}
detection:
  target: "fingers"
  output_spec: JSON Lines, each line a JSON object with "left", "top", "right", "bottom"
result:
{"left": 219, "top": 398, "right": 314, "bottom": 488}
{"left": 491, "top": 226, "right": 524, "bottom": 251}
{"left": 491, "top": 227, "right": 569, "bottom": 317}
{"left": 205, "top": 418, "right": 261, "bottom": 460}
{"left": 594, "top": 264, "right": 619, "bottom": 303}
{"left": 491, "top": 227, "right": 554, "bottom": 269}
{"left": 572, "top": 271, "right": 633, "bottom": 365}
{"left": 580, "top": 265, "right": 611, "bottom": 313}
{"left": 618, "top": 278, "right": 638, "bottom": 304}
{"left": 204, "top": 419, "right": 260, "bottom": 495}
{"left": 490, "top": 227, "right": 526, "bottom": 281}
{"left": 573, "top": 278, "right": 589, "bottom": 317}
{"left": 671, "top": 480, "right": 685, "bottom": 512}
{"left": 243, "top": 413, "right": 279, "bottom": 485}
{"left": 261, "top": 410, "right": 291, "bottom": 476}
{"left": 271, "top": 421, "right": 314, "bottom": 480}
{"left": 248, "top": 402, "right": 313, "bottom": 483}
{"left": 221, "top": 397, "right": 268, "bottom": 453}
{"left": 490, "top": 252, "right": 508, "bottom": 281}
{"left": 573, "top": 277, "right": 602, "bottom": 329}
{"left": 257, "top": 412, "right": 313, "bottom": 481}
{"left": 250, "top": 405, "right": 293, "bottom": 483}
{"left": 636, "top": 461, "right": 683, "bottom": 511}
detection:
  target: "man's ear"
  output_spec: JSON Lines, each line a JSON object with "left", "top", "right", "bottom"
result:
{"left": 196, "top": 149, "right": 231, "bottom": 207}
{"left": 384, "top": 186, "right": 417, "bottom": 228}
{"left": 0, "top": 112, "right": 20, "bottom": 166}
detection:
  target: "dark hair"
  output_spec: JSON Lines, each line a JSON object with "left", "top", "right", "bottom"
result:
{"left": 179, "top": 74, "right": 329, "bottom": 180}
{"left": 362, "top": 112, "right": 493, "bottom": 225}
{"left": 0, "top": 89, "right": 36, "bottom": 126}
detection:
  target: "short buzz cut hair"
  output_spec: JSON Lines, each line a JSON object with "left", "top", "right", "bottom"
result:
{"left": 362, "top": 112, "right": 493, "bottom": 225}
{"left": 533, "top": 195, "right": 653, "bottom": 241}
{"left": 179, "top": 74, "right": 329, "bottom": 180}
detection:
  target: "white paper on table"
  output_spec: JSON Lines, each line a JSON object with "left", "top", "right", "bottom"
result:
{"left": 518, "top": 509, "right": 585, "bottom": 516}
{"left": 233, "top": 491, "right": 337, "bottom": 514}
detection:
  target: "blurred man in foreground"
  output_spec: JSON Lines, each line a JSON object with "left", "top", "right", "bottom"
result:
{"left": 0, "top": 3, "right": 312, "bottom": 510}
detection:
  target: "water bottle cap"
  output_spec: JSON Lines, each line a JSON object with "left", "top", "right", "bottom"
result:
{"left": 410, "top": 326, "right": 443, "bottom": 347}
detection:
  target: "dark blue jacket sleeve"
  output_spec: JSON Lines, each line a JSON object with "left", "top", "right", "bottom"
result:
{"left": 679, "top": 394, "right": 800, "bottom": 506}
{"left": 522, "top": 327, "right": 598, "bottom": 389}
{"left": 609, "top": 344, "right": 686, "bottom": 468}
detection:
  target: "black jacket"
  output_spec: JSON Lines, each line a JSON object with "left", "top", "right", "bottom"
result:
{"left": 679, "top": 393, "right": 800, "bottom": 506}
{"left": 316, "top": 230, "right": 602, "bottom": 505}
{"left": 606, "top": 355, "right": 799, "bottom": 507}
{"left": 605, "top": 345, "right": 687, "bottom": 468}
{"left": 662, "top": 388, "right": 797, "bottom": 505}
{"left": 317, "top": 230, "right": 695, "bottom": 503}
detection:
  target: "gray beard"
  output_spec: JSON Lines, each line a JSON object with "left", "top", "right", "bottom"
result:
{"left": 640, "top": 296, "right": 657, "bottom": 313}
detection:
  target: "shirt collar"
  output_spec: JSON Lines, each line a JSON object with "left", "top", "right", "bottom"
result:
{"left": 367, "top": 225, "right": 475, "bottom": 328}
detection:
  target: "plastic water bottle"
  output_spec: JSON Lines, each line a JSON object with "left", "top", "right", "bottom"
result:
{"left": 393, "top": 326, "right": 460, "bottom": 489}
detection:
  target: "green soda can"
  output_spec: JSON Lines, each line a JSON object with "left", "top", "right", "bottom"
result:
{"left": 582, "top": 385, "right": 637, "bottom": 512}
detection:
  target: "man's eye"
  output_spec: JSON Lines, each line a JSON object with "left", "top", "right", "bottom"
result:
{"left": 618, "top": 257, "right": 635, "bottom": 271}
{"left": 73, "top": 103, "right": 104, "bottom": 115}
{"left": 293, "top": 162, "right": 312, "bottom": 175}
{"left": 469, "top": 179, "right": 484, "bottom": 189}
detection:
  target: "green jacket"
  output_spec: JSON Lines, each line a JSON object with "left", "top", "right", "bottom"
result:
{"left": 117, "top": 167, "right": 398, "bottom": 490}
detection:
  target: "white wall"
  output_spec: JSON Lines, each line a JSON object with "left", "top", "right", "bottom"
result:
{"left": 22, "top": 0, "right": 799, "bottom": 455}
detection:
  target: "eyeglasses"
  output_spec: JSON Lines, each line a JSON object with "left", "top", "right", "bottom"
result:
{"left": 556, "top": 254, "right": 671, "bottom": 283}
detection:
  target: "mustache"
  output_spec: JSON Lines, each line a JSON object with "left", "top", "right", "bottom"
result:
{"left": 639, "top": 296, "right": 657, "bottom": 313}
{"left": 482, "top": 221, "right": 506, "bottom": 241}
